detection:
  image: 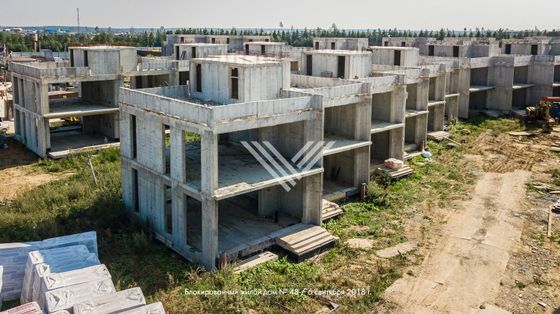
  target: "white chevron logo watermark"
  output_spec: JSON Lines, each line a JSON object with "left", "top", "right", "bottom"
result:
{"left": 241, "top": 141, "right": 336, "bottom": 192}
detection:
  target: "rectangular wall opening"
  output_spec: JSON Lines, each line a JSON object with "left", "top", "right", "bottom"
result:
{"left": 70, "top": 50, "right": 74, "bottom": 67}
{"left": 331, "top": 42, "right": 336, "bottom": 50}
{"left": 132, "top": 168, "right": 139, "bottom": 212}
{"left": 261, "top": 45, "right": 266, "bottom": 55}
{"left": 337, "top": 56, "right": 345, "bottom": 79}
{"left": 195, "top": 64, "right": 202, "bottom": 92}
{"left": 175, "top": 46, "right": 180, "bottom": 60}
{"left": 401, "top": 42, "right": 406, "bottom": 47}
{"left": 554, "top": 65, "right": 560, "bottom": 83}
{"left": 191, "top": 47, "right": 197, "bottom": 59}
{"left": 514, "top": 66, "right": 529, "bottom": 84}
{"left": 371, "top": 92, "right": 393, "bottom": 124}
{"left": 131, "top": 114, "right": 137, "bottom": 159}
{"left": 505, "top": 44, "right": 512, "bottom": 54}
{"left": 164, "top": 185, "right": 172, "bottom": 235}
{"left": 185, "top": 196, "right": 202, "bottom": 250}
{"left": 245, "top": 44, "right": 250, "bottom": 55}
{"left": 453, "top": 46, "right": 460, "bottom": 57}
{"left": 83, "top": 51, "right": 89, "bottom": 67}
{"left": 512, "top": 89, "right": 528, "bottom": 108}
{"left": 394, "top": 50, "right": 401, "bottom": 66}
{"left": 470, "top": 68, "right": 489, "bottom": 86}
{"left": 469, "top": 90, "right": 488, "bottom": 110}
{"left": 230, "top": 68, "right": 239, "bottom": 100}
{"left": 323, "top": 151, "right": 354, "bottom": 194}
{"left": 429, "top": 77, "right": 437, "bottom": 100}
{"left": 554, "top": 86, "right": 560, "bottom": 97}
{"left": 406, "top": 84, "right": 418, "bottom": 110}
{"left": 314, "top": 42, "right": 319, "bottom": 50}
{"left": 325, "top": 105, "right": 355, "bottom": 141}
{"left": 531, "top": 45, "right": 538, "bottom": 55}
{"left": 163, "top": 124, "right": 171, "bottom": 175}
{"left": 306, "top": 55, "right": 313, "bottom": 75}
{"left": 185, "top": 131, "right": 202, "bottom": 187}
{"left": 371, "top": 130, "right": 392, "bottom": 165}
{"left": 428, "top": 45, "right": 434, "bottom": 56}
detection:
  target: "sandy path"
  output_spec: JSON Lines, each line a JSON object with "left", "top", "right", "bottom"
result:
{"left": 383, "top": 170, "right": 531, "bottom": 313}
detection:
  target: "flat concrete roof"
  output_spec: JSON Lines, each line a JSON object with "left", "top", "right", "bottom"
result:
{"left": 369, "top": 46, "right": 419, "bottom": 51}
{"left": 174, "top": 43, "right": 228, "bottom": 47}
{"left": 305, "top": 49, "right": 371, "bottom": 56}
{"left": 69, "top": 46, "right": 136, "bottom": 51}
{"left": 246, "top": 42, "right": 287, "bottom": 46}
{"left": 193, "top": 55, "right": 283, "bottom": 66}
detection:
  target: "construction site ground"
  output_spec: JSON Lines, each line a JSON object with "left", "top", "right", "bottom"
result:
{"left": 0, "top": 116, "right": 559, "bottom": 313}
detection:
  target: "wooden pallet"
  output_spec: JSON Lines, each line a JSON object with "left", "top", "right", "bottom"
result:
{"left": 233, "top": 251, "right": 278, "bottom": 273}
{"left": 322, "top": 200, "right": 343, "bottom": 221}
{"left": 376, "top": 165, "right": 414, "bottom": 179}
{"left": 276, "top": 224, "right": 338, "bottom": 261}
{"left": 427, "top": 131, "right": 450, "bottom": 142}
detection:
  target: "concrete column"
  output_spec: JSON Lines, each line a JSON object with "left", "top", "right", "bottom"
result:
{"left": 39, "top": 82, "right": 49, "bottom": 115}
{"left": 200, "top": 130, "right": 219, "bottom": 271}
{"left": 458, "top": 60, "right": 471, "bottom": 119}
{"left": 35, "top": 118, "right": 48, "bottom": 156}
{"left": 302, "top": 173, "right": 322, "bottom": 225}
{"left": 170, "top": 127, "right": 186, "bottom": 182}
{"left": 353, "top": 98, "right": 371, "bottom": 186}
{"left": 392, "top": 83, "right": 407, "bottom": 123}
{"left": 418, "top": 76, "right": 430, "bottom": 111}
{"left": 528, "top": 58, "right": 554, "bottom": 104}
{"left": 487, "top": 57, "right": 514, "bottom": 111}
{"left": 172, "top": 185, "right": 187, "bottom": 247}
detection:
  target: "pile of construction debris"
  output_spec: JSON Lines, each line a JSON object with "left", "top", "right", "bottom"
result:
{"left": 0, "top": 232, "right": 164, "bottom": 313}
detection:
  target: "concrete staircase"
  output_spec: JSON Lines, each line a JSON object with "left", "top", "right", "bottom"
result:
{"left": 276, "top": 224, "right": 338, "bottom": 261}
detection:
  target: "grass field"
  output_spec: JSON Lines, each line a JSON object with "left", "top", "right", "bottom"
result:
{"left": 0, "top": 118, "right": 522, "bottom": 313}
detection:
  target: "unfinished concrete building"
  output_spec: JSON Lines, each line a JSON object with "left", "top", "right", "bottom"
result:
{"left": 173, "top": 43, "right": 228, "bottom": 61}
{"left": 312, "top": 38, "right": 369, "bottom": 51}
{"left": 163, "top": 34, "right": 271, "bottom": 55}
{"left": 244, "top": 42, "right": 292, "bottom": 58}
{"left": 120, "top": 55, "right": 338, "bottom": 270}
{"left": 382, "top": 37, "right": 436, "bottom": 55}
{"left": 502, "top": 37, "right": 560, "bottom": 56}
{"left": 10, "top": 46, "right": 184, "bottom": 158}
{"left": 296, "top": 48, "right": 412, "bottom": 186}
{"left": 368, "top": 47, "right": 448, "bottom": 154}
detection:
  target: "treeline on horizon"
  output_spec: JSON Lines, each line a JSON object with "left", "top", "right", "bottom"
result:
{"left": 1, "top": 25, "right": 559, "bottom": 52}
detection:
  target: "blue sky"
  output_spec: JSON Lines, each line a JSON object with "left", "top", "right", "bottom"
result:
{"left": 1, "top": 0, "right": 559, "bottom": 30}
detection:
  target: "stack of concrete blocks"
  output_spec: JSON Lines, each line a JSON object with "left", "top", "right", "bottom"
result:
{"left": 40, "top": 265, "right": 114, "bottom": 312}
{"left": 0, "top": 232, "right": 97, "bottom": 304}
{"left": 0, "top": 302, "right": 42, "bottom": 314}
{"left": 312, "top": 38, "right": 369, "bottom": 51}
{"left": 72, "top": 287, "right": 146, "bottom": 314}
{"left": 117, "top": 302, "right": 165, "bottom": 314}
{"left": 20, "top": 245, "right": 99, "bottom": 304}
{"left": 120, "top": 55, "right": 329, "bottom": 270}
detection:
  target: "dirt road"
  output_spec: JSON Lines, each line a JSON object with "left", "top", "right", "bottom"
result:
{"left": 384, "top": 167, "right": 530, "bottom": 313}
